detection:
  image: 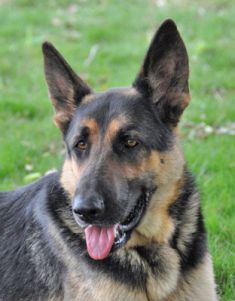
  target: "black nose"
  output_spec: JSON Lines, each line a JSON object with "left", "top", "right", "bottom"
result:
{"left": 73, "top": 194, "right": 105, "bottom": 222}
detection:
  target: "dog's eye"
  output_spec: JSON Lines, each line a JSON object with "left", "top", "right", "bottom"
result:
{"left": 124, "top": 138, "right": 138, "bottom": 148}
{"left": 76, "top": 140, "right": 87, "bottom": 150}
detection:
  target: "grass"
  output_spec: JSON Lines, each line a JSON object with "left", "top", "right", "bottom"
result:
{"left": 0, "top": 0, "right": 234, "bottom": 299}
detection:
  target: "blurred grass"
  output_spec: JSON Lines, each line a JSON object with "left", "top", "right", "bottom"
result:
{"left": 0, "top": 0, "right": 234, "bottom": 299}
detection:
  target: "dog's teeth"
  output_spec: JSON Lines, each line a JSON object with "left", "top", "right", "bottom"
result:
{"left": 115, "top": 225, "right": 122, "bottom": 239}
{"left": 115, "top": 225, "right": 120, "bottom": 236}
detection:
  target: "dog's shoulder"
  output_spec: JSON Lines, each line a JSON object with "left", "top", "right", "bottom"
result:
{"left": 0, "top": 172, "right": 65, "bottom": 300}
{"left": 0, "top": 171, "right": 63, "bottom": 250}
{"left": 0, "top": 172, "right": 60, "bottom": 205}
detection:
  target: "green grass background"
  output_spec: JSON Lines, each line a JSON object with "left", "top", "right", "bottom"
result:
{"left": 0, "top": 0, "right": 234, "bottom": 299}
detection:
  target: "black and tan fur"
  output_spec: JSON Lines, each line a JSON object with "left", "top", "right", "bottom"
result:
{"left": 0, "top": 20, "right": 217, "bottom": 300}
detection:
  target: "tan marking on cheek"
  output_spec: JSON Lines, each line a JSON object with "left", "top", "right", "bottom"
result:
{"left": 118, "top": 164, "right": 144, "bottom": 179}
{"left": 144, "top": 151, "right": 161, "bottom": 174}
{"left": 60, "top": 158, "right": 85, "bottom": 198}
{"left": 115, "top": 144, "right": 184, "bottom": 183}
{"left": 60, "top": 120, "right": 100, "bottom": 198}
{"left": 126, "top": 144, "right": 185, "bottom": 246}
{"left": 108, "top": 158, "right": 147, "bottom": 181}
{"left": 105, "top": 115, "right": 128, "bottom": 142}
{"left": 134, "top": 178, "right": 183, "bottom": 244}
{"left": 114, "top": 151, "right": 161, "bottom": 180}
{"left": 125, "top": 230, "right": 149, "bottom": 248}
{"left": 147, "top": 144, "right": 185, "bottom": 186}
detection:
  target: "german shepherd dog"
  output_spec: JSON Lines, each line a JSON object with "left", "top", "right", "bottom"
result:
{"left": 0, "top": 20, "right": 217, "bottom": 301}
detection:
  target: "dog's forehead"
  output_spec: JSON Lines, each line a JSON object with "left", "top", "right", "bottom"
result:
{"left": 82, "top": 87, "right": 140, "bottom": 105}
{"left": 66, "top": 87, "right": 171, "bottom": 152}
{"left": 73, "top": 87, "right": 147, "bottom": 130}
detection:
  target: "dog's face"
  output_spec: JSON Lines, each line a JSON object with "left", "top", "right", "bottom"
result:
{"left": 42, "top": 19, "right": 189, "bottom": 260}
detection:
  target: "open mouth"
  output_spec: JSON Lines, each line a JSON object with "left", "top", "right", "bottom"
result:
{"left": 84, "top": 190, "right": 153, "bottom": 260}
{"left": 114, "top": 190, "right": 152, "bottom": 244}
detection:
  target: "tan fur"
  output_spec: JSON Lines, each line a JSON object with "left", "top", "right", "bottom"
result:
{"left": 135, "top": 183, "right": 179, "bottom": 244}
{"left": 125, "top": 140, "right": 185, "bottom": 245}
{"left": 53, "top": 111, "right": 73, "bottom": 129}
{"left": 49, "top": 255, "right": 217, "bottom": 301}
{"left": 146, "top": 245, "right": 180, "bottom": 301}
{"left": 89, "top": 275, "right": 148, "bottom": 301}
{"left": 82, "top": 94, "right": 95, "bottom": 104}
{"left": 166, "top": 254, "right": 218, "bottom": 301}
{"left": 60, "top": 118, "right": 99, "bottom": 198}
{"left": 60, "top": 158, "right": 81, "bottom": 198}
{"left": 81, "top": 118, "right": 99, "bottom": 142}
{"left": 104, "top": 115, "right": 128, "bottom": 142}
{"left": 181, "top": 91, "right": 190, "bottom": 109}
{"left": 121, "top": 87, "right": 139, "bottom": 97}
{"left": 64, "top": 245, "right": 218, "bottom": 301}
{"left": 126, "top": 181, "right": 180, "bottom": 247}
{"left": 73, "top": 246, "right": 178, "bottom": 301}
{"left": 149, "top": 53, "right": 176, "bottom": 102}
{"left": 176, "top": 192, "right": 200, "bottom": 254}
{"left": 49, "top": 73, "right": 78, "bottom": 131}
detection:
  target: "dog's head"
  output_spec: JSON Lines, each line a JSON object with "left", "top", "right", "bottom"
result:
{"left": 42, "top": 19, "right": 189, "bottom": 260}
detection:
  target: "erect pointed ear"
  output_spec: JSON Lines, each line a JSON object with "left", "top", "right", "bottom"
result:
{"left": 133, "top": 19, "right": 190, "bottom": 127}
{"left": 42, "top": 42, "right": 92, "bottom": 134}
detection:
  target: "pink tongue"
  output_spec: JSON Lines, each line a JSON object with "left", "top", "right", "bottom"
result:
{"left": 84, "top": 225, "right": 116, "bottom": 260}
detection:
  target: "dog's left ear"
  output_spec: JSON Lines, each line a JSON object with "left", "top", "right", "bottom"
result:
{"left": 42, "top": 42, "right": 92, "bottom": 134}
{"left": 133, "top": 19, "right": 189, "bottom": 127}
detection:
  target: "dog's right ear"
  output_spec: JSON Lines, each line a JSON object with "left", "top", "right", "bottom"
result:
{"left": 42, "top": 42, "right": 92, "bottom": 134}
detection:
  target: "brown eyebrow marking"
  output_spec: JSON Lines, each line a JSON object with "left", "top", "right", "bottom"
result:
{"left": 78, "top": 118, "right": 100, "bottom": 149}
{"left": 104, "top": 115, "right": 128, "bottom": 142}
{"left": 81, "top": 118, "right": 99, "bottom": 136}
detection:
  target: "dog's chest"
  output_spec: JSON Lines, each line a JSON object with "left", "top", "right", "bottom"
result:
{"left": 57, "top": 242, "right": 182, "bottom": 301}
{"left": 61, "top": 266, "right": 148, "bottom": 301}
